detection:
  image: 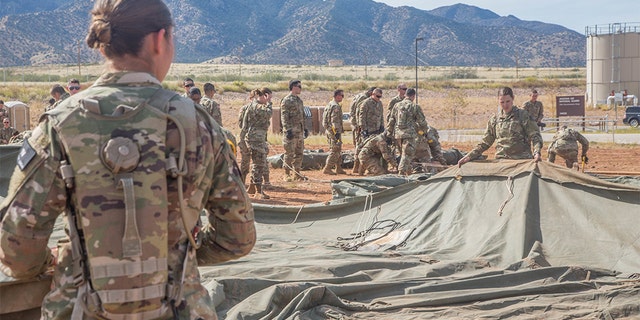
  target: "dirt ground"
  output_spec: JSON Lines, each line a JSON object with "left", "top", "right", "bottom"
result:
{"left": 243, "top": 141, "right": 640, "bottom": 207}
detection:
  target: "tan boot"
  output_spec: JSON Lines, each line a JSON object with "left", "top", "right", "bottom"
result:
{"left": 256, "top": 184, "right": 270, "bottom": 199}
{"left": 335, "top": 166, "right": 347, "bottom": 174}
{"left": 323, "top": 165, "right": 336, "bottom": 175}
{"left": 246, "top": 183, "right": 256, "bottom": 195}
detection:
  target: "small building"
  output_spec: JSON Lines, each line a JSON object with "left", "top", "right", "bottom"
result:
{"left": 327, "top": 60, "right": 344, "bottom": 67}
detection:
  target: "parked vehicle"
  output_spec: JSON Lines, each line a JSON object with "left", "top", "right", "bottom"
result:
{"left": 342, "top": 113, "right": 353, "bottom": 131}
{"left": 622, "top": 106, "right": 640, "bottom": 127}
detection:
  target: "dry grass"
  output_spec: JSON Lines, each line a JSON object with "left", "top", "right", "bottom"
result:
{"left": 0, "top": 63, "right": 605, "bottom": 134}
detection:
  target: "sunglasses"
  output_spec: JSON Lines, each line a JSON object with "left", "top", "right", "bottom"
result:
{"left": 3, "top": 122, "right": 9, "bottom": 124}
{"left": 375, "top": 95, "right": 382, "bottom": 98}
{"left": 400, "top": 88, "right": 407, "bottom": 91}
{"left": 69, "top": 86, "right": 80, "bottom": 90}
{"left": 184, "top": 83, "right": 194, "bottom": 88}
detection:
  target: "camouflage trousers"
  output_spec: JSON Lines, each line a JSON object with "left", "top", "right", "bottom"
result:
{"left": 238, "top": 140, "right": 251, "bottom": 183}
{"left": 325, "top": 133, "right": 342, "bottom": 169}
{"left": 548, "top": 148, "right": 579, "bottom": 168}
{"left": 248, "top": 141, "right": 269, "bottom": 184}
{"left": 358, "top": 149, "right": 387, "bottom": 175}
{"left": 283, "top": 136, "right": 304, "bottom": 176}
{"left": 398, "top": 138, "right": 417, "bottom": 175}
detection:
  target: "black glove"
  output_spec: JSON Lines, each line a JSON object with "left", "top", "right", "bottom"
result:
{"left": 539, "top": 122, "right": 547, "bottom": 128}
{"left": 581, "top": 154, "right": 588, "bottom": 164}
{"left": 335, "top": 133, "right": 341, "bottom": 141}
{"left": 286, "top": 129, "right": 294, "bottom": 140}
{"left": 303, "top": 129, "right": 309, "bottom": 139}
{"left": 362, "top": 130, "right": 369, "bottom": 138}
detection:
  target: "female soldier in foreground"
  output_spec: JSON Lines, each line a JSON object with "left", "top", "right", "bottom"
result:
{"left": 458, "top": 87, "right": 542, "bottom": 166}
{"left": 0, "top": 0, "right": 255, "bottom": 319}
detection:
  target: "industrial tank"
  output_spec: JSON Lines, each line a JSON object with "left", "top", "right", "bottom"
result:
{"left": 586, "top": 23, "right": 640, "bottom": 109}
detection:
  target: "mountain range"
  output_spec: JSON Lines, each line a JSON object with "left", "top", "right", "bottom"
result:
{"left": 0, "top": 0, "right": 586, "bottom": 68}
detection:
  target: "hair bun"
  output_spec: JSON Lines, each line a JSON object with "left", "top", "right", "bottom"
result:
{"left": 87, "top": 18, "right": 112, "bottom": 48}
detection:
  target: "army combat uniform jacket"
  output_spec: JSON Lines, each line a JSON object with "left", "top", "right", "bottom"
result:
{"left": 467, "top": 106, "right": 543, "bottom": 160}
{"left": 200, "top": 96, "right": 222, "bottom": 126}
{"left": 0, "top": 72, "right": 255, "bottom": 319}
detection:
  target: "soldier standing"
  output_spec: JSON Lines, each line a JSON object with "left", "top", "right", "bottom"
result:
{"left": 322, "top": 89, "right": 347, "bottom": 175}
{"left": 358, "top": 132, "right": 398, "bottom": 176}
{"left": 387, "top": 88, "right": 429, "bottom": 175}
{"left": 358, "top": 88, "right": 385, "bottom": 140}
{"left": 241, "top": 88, "right": 272, "bottom": 199}
{"left": 237, "top": 92, "right": 258, "bottom": 185}
{"left": 201, "top": 82, "right": 222, "bottom": 126}
{"left": 47, "top": 84, "right": 69, "bottom": 112}
{"left": 280, "top": 79, "right": 307, "bottom": 181}
{"left": 548, "top": 126, "right": 589, "bottom": 169}
{"left": 0, "top": 1, "right": 255, "bottom": 318}
{"left": 458, "top": 87, "right": 543, "bottom": 167}
{"left": 181, "top": 77, "right": 195, "bottom": 97}
{"left": 0, "top": 117, "right": 18, "bottom": 144}
{"left": 349, "top": 87, "right": 375, "bottom": 174}
{"left": 523, "top": 88, "right": 545, "bottom": 128}
{"left": 386, "top": 83, "right": 408, "bottom": 125}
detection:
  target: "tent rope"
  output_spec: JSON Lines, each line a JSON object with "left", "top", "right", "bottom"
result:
{"left": 497, "top": 176, "right": 514, "bottom": 216}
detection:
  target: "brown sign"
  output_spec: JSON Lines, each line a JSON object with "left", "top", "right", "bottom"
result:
{"left": 556, "top": 95, "right": 585, "bottom": 117}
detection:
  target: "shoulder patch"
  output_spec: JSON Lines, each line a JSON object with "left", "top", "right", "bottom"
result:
{"left": 17, "top": 139, "right": 37, "bottom": 171}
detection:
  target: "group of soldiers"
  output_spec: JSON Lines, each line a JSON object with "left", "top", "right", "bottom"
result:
{"left": 326, "top": 84, "right": 448, "bottom": 177}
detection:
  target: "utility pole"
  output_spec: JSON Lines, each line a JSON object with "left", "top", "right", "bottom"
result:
{"left": 415, "top": 37, "right": 424, "bottom": 104}
{"left": 77, "top": 40, "right": 81, "bottom": 77}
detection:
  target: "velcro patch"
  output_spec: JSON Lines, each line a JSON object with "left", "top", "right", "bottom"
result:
{"left": 17, "top": 139, "right": 37, "bottom": 171}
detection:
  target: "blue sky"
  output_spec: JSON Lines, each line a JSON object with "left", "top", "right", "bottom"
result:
{"left": 376, "top": 0, "right": 640, "bottom": 33}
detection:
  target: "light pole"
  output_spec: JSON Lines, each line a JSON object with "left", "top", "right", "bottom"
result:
{"left": 415, "top": 37, "right": 424, "bottom": 104}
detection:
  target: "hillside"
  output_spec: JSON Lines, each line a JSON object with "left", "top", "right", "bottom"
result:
{"left": 0, "top": 0, "right": 585, "bottom": 67}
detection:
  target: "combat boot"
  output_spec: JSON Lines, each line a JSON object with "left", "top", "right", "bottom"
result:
{"left": 246, "top": 183, "right": 256, "bottom": 195}
{"left": 335, "top": 166, "right": 347, "bottom": 174}
{"left": 323, "top": 165, "right": 336, "bottom": 175}
{"left": 256, "top": 184, "right": 270, "bottom": 199}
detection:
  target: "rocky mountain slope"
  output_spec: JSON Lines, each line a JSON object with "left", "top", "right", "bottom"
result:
{"left": 0, "top": 0, "right": 585, "bottom": 67}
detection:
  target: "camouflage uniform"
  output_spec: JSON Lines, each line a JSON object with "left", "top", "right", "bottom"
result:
{"left": 466, "top": 106, "right": 543, "bottom": 160}
{"left": 385, "top": 94, "right": 404, "bottom": 125}
{"left": 201, "top": 96, "right": 222, "bottom": 126}
{"left": 46, "top": 92, "right": 70, "bottom": 112}
{"left": 0, "top": 72, "right": 255, "bottom": 319}
{"left": 238, "top": 102, "right": 252, "bottom": 184}
{"left": 523, "top": 100, "right": 544, "bottom": 124}
{"left": 357, "top": 97, "right": 384, "bottom": 139}
{"left": 349, "top": 91, "right": 370, "bottom": 172}
{"left": 0, "top": 107, "right": 8, "bottom": 120}
{"left": 415, "top": 126, "right": 447, "bottom": 167}
{"left": 322, "top": 98, "right": 344, "bottom": 174}
{"left": 241, "top": 100, "right": 272, "bottom": 196}
{"left": 280, "top": 93, "right": 306, "bottom": 180}
{"left": 387, "top": 98, "right": 429, "bottom": 175}
{"left": 0, "top": 126, "right": 18, "bottom": 144}
{"left": 358, "top": 133, "right": 398, "bottom": 176}
{"left": 548, "top": 127, "right": 589, "bottom": 168}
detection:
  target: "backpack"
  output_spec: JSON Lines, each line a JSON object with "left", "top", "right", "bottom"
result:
{"left": 55, "top": 89, "right": 195, "bottom": 319}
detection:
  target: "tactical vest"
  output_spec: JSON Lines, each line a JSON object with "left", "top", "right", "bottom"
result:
{"left": 55, "top": 89, "right": 194, "bottom": 319}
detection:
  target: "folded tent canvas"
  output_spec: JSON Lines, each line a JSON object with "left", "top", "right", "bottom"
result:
{"left": 1, "top": 156, "right": 639, "bottom": 318}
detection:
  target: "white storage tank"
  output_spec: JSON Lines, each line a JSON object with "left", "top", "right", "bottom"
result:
{"left": 586, "top": 23, "right": 640, "bottom": 110}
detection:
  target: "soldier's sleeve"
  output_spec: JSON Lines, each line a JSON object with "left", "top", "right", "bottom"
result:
{"left": 577, "top": 132, "right": 589, "bottom": 154}
{"left": 415, "top": 105, "right": 429, "bottom": 133}
{"left": 197, "top": 125, "right": 255, "bottom": 265}
{"left": 0, "top": 121, "right": 67, "bottom": 279}
{"left": 467, "top": 117, "right": 497, "bottom": 160}
{"left": 524, "top": 115, "right": 543, "bottom": 154}
{"left": 280, "top": 98, "right": 291, "bottom": 132}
